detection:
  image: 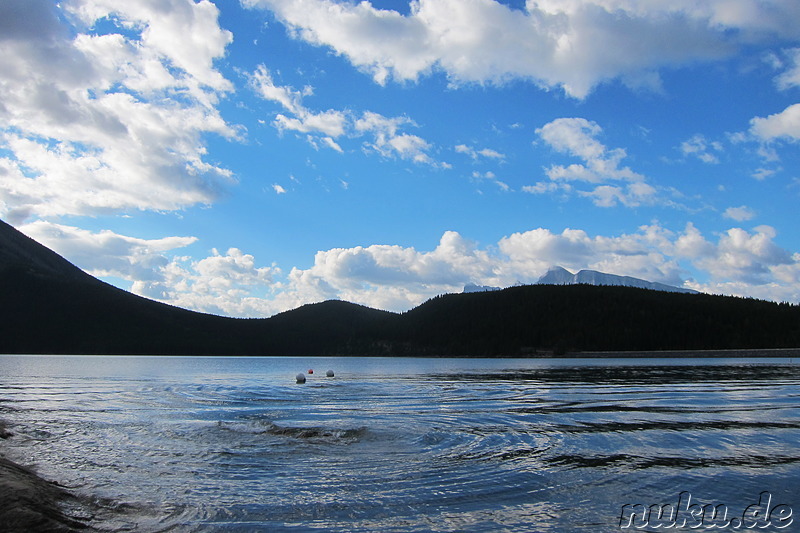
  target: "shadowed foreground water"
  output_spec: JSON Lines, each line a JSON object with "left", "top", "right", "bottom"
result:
{"left": 0, "top": 356, "right": 798, "bottom": 532}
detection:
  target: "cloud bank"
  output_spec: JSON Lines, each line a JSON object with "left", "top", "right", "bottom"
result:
{"left": 243, "top": 0, "right": 800, "bottom": 98}
{"left": 0, "top": 0, "right": 236, "bottom": 224}
{"left": 22, "top": 221, "right": 800, "bottom": 317}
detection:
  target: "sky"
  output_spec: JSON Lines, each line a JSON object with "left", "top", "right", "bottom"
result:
{"left": 1, "top": 0, "right": 800, "bottom": 317}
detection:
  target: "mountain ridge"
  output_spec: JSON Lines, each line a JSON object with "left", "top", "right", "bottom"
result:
{"left": 0, "top": 219, "right": 96, "bottom": 283}
{"left": 2, "top": 219, "right": 799, "bottom": 356}
{"left": 536, "top": 265, "right": 698, "bottom": 294}
{"left": 463, "top": 266, "right": 696, "bottom": 294}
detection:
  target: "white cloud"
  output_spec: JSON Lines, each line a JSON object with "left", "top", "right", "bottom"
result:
{"left": 749, "top": 103, "right": 800, "bottom": 142}
{"left": 752, "top": 167, "right": 779, "bottom": 181}
{"left": 533, "top": 117, "right": 658, "bottom": 207}
{"left": 0, "top": 0, "right": 236, "bottom": 224}
{"left": 18, "top": 220, "right": 284, "bottom": 318}
{"left": 455, "top": 144, "right": 506, "bottom": 160}
{"left": 243, "top": 0, "right": 800, "bottom": 98}
{"left": 149, "top": 247, "right": 281, "bottom": 317}
{"left": 536, "top": 118, "right": 643, "bottom": 183}
{"left": 322, "top": 136, "right": 344, "bottom": 153}
{"left": 272, "top": 183, "right": 287, "bottom": 194}
{"left": 259, "top": 224, "right": 800, "bottom": 312}
{"left": 251, "top": 65, "right": 348, "bottom": 139}
{"left": 680, "top": 134, "right": 723, "bottom": 163}
{"left": 18, "top": 220, "right": 197, "bottom": 282}
{"left": 522, "top": 181, "right": 572, "bottom": 195}
{"left": 249, "top": 65, "right": 306, "bottom": 114}
{"left": 471, "top": 170, "right": 510, "bottom": 191}
{"left": 775, "top": 48, "right": 800, "bottom": 90}
{"left": 250, "top": 65, "right": 441, "bottom": 164}
{"left": 67, "top": 0, "right": 233, "bottom": 95}
{"left": 723, "top": 205, "right": 756, "bottom": 221}
{"left": 674, "top": 222, "right": 716, "bottom": 259}
{"left": 271, "top": 231, "right": 500, "bottom": 310}
{"left": 26, "top": 219, "right": 800, "bottom": 315}
{"left": 354, "top": 111, "right": 436, "bottom": 164}
{"left": 741, "top": 101, "right": 800, "bottom": 174}
{"left": 579, "top": 182, "right": 658, "bottom": 208}
{"left": 694, "top": 225, "right": 794, "bottom": 284}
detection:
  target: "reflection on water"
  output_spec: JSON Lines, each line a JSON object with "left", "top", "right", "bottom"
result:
{"left": 0, "top": 356, "right": 798, "bottom": 531}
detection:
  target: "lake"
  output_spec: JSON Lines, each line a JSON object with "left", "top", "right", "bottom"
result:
{"left": 0, "top": 355, "right": 798, "bottom": 531}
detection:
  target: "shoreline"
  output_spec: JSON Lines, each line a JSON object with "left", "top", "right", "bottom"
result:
{"left": 565, "top": 347, "right": 800, "bottom": 358}
{"left": 3, "top": 347, "right": 800, "bottom": 358}
{"left": 0, "top": 421, "right": 94, "bottom": 532}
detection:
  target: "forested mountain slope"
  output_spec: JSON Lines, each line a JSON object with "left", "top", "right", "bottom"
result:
{"left": 2, "top": 219, "right": 799, "bottom": 356}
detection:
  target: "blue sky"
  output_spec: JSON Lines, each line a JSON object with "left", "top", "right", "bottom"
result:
{"left": 2, "top": 0, "right": 800, "bottom": 316}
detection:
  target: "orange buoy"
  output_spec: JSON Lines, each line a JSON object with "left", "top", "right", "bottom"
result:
{"left": 308, "top": 369, "right": 314, "bottom": 374}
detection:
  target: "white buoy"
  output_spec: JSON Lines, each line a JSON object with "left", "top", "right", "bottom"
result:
{"left": 296, "top": 373, "right": 306, "bottom": 383}
{"left": 326, "top": 369, "right": 334, "bottom": 377}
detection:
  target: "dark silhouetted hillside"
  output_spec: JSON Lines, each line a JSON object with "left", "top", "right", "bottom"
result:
{"left": 395, "top": 285, "right": 800, "bottom": 355}
{"left": 2, "top": 218, "right": 799, "bottom": 356}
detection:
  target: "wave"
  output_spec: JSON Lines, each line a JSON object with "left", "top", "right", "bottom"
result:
{"left": 218, "top": 420, "right": 368, "bottom": 444}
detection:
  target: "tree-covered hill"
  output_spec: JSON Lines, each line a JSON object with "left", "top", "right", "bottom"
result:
{"left": 2, "top": 219, "right": 799, "bottom": 356}
{"left": 394, "top": 284, "right": 800, "bottom": 355}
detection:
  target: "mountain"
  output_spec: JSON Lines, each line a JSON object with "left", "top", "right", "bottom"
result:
{"left": 2, "top": 219, "right": 799, "bottom": 356}
{"left": 536, "top": 266, "right": 697, "bottom": 294}
{"left": 464, "top": 267, "right": 696, "bottom": 295}
{"left": 0, "top": 219, "right": 95, "bottom": 283}
{"left": 462, "top": 283, "right": 501, "bottom": 293}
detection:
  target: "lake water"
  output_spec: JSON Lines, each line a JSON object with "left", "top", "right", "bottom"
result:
{"left": 0, "top": 355, "right": 798, "bottom": 532}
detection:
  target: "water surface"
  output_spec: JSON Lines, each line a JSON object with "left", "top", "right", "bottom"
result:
{"left": 0, "top": 356, "right": 798, "bottom": 531}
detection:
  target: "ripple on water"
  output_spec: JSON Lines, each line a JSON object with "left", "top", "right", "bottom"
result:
{"left": 1, "top": 357, "right": 800, "bottom": 532}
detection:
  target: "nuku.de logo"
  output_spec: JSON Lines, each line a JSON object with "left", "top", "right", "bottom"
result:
{"left": 619, "top": 491, "right": 793, "bottom": 529}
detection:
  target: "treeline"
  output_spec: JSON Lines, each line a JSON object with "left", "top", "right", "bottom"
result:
{"left": 2, "top": 265, "right": 800, "bottom": 356}
{"left": 2, "top": 218, "right": 800, "bottom": 356}
{"left": 388, "top": 285, "right": 800, "bottom": 355}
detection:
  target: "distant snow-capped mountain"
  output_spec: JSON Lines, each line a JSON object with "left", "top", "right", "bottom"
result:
{"left": 462, "top": 283, "right": 502, "bottom": 293}
{"left": 535, "top": 266, "right": 697, "bottom": 294}
{"left": 462, "top": 266, "right": 696, "bottom": 294}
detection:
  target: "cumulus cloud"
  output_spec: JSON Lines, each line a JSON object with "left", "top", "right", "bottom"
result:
{"left": 242, "top": 0, "right": 800, "bottom": 98}
{"left": 0, "top": 0, "right": 236, "bottom": 224}
{"left": 19, "top": 220, "right": 283, "bottom": 318}
{"left": 148, "top": 247, "right": 281, "bottom": 317}
{"left": 25, "top": 219, "right": 800, "bottom": 315}
{"left": 19, "top": 220, "right": 197, "bottom": 282}
{"left": 749, "top": 103, "right": 800, "bottom": 142}
{"left": 267, "top": 231, "right": 500, "bottom": 311}
{"left": 531, "top": 117, "right": 659, "bottom": 207}
{"left": 274, "top": 223, "right": 800, "bottom": 311}
{"left": 691, "top": 225, "right": 794, "bottom": 285}
{"left": 730, "top": 98, "right": 799, "bottom": 176}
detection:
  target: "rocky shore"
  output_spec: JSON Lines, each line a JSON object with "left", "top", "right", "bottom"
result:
{"left": 0, "top": 421, "right": 93, "bottom": 532}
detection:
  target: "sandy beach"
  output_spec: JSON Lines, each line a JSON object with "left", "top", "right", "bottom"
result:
{"left": 0, "top": 420, "right": 94, "bottom": 532}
